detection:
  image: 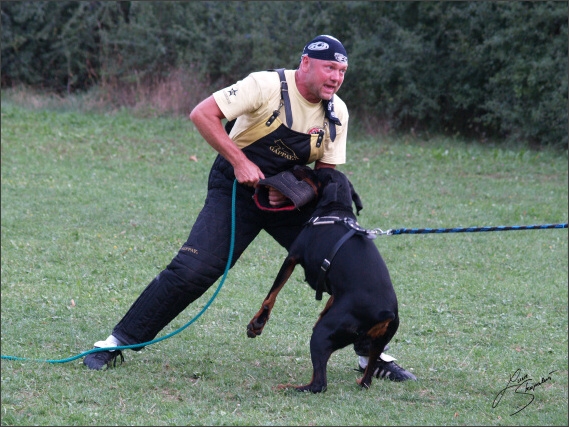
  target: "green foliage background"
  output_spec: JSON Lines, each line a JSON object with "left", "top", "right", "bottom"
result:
{"left": 1, "top": 1, "right": 568, "bottom": 147}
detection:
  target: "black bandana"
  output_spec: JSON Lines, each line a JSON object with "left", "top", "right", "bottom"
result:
{"left": 302, "top": 35, "right": 348, "bottom": 65}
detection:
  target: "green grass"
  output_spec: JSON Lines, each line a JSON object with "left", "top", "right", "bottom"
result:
{"left": 1, "top": 98, "right": 567, "bottom": 426}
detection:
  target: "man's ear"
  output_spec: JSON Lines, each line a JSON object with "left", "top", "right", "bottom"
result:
{"left": 298, "top": 54, "right": 310, "bottom": 72}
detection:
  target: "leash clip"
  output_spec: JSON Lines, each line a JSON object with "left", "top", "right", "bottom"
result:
{"left": 343, "top": 218, "right": 383, "bottom": 240}
{"left": 368, "top": 228, "right": 393, "bottom": 237}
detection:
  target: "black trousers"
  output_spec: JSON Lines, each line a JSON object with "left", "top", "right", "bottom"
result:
{"left": 112, "top": 156, "right": 315, "bottom": 346}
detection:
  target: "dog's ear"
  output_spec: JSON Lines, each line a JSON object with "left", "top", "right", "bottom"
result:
{"left": 320, "top": 182, "right": 339, "bottom": 206}
{"left": 348, "top": 180, "right": 364, "bottom": 215}
{"left": 291, "top": 165, "right": 314, "bottom": 181}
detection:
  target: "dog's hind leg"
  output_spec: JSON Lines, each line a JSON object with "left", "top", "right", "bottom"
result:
{"left": 357, "top": 315, "right": 398, "bottom": 389}
{"left": 247, "top": 255, "right": 299, "bottom": 338}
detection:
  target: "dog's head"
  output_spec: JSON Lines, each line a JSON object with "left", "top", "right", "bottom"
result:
{"left": 253, "top": 166, "right": 363, "bottom": 215}
{"left": 314, "top": 168, "right": 363, "bottom": 215}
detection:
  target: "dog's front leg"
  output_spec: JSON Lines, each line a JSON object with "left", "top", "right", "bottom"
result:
{"left": 247, "top": 256, "right": 298, "bottom": 338}
{"left": 278, "top": 309, "right": 336, "bottom": 393}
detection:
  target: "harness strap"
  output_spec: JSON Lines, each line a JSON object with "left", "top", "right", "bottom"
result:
{"left": 310, "top": 216, "right": 378, "bottom": 300}
{"left": 315, "top": 227, "right": 356, "bottom": 301}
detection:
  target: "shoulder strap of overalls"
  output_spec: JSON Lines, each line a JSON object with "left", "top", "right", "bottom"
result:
{"left": 265, "top": 68, "right": 293, "bottom": 128}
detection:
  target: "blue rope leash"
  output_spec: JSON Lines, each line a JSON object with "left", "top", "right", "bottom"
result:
{"left": 1, "top": 179, "right": 238, "bottom": 364}
{"left": 369, "top": 222, "right": 568, "bottom": 236}
{"left": 387, "top": 222, "right": 567, "bottom": 235}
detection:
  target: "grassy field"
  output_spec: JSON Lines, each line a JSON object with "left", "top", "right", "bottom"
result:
{"left": 1, "top": 97, "right": 567, "bottom": 426}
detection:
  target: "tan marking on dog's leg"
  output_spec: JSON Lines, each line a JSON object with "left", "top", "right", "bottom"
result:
{"left": 367, "top": 319, "right": 391, "bottom": 339}
{"left": 357, "top": 319, "right": 394, "bottom": 388}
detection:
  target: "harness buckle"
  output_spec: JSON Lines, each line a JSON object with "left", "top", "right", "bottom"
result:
{"left": 316, "top": 130, "right": 324, "bottom": 148}
{"left": 308, "top": 216, "right": 342, "bottom": 226}
{"left": 265, "top": 109, "right": 280, "bottom": 126}
{"left": 266, "top": 99, "right": 285, "bottom": 127}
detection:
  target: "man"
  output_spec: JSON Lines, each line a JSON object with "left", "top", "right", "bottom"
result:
{"left": 83, "top": 35, "right": 416, "bottom": 382}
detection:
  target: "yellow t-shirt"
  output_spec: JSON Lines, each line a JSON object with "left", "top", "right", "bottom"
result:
{"left": 213, "top": 69, "right": 348, "bottom": 165}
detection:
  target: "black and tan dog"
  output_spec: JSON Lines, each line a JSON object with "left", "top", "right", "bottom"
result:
{"left": 247, "top": 167, "right": 399, "bottom": 393}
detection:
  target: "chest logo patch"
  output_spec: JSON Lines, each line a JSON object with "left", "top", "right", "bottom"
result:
{"left": 270, "top": 139, "right": 299, "bottom": 161}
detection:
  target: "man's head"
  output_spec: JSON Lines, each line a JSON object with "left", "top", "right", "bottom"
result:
{"left": 297, "top": 35, "right": 348, "bottom": 102}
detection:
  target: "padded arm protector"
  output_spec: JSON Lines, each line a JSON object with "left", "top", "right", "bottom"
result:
{"left": 253, "top": 166, "right": 317, "bottom": 212}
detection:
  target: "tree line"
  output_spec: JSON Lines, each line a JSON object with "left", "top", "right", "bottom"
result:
{"left": 1, "top": 1, "right": 567, "bottom": 148}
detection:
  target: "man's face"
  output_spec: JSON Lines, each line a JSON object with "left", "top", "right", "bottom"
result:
{"left": 302, "top": 56, "right": 347, "bottom": 102}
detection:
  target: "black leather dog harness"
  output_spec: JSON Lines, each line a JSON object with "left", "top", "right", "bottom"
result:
{"left": 307, "top": 216, "right": 378, "bottom": 300}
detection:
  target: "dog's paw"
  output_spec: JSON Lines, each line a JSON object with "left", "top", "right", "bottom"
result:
{"left": 356, "top": 376, "right": 372, "bottom": 389}
{"left": 247, "top": 321, "right": 263, "bottom": 338}
{"left": 246, "top": 306, "right": 272, "bottom": 337}
{"left": 246, "top": 320, "right": 264, "bottom": 338}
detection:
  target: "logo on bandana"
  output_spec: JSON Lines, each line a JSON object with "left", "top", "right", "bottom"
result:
{"left": 307, "top": 41, "right": 329, "bottom": 51}
{"left": 334, "top": 52, "right": 348, "bottom": 64}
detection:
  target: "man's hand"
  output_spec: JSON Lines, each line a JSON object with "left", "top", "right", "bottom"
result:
{"left": 190, "top": 96, "right": 265, "bottom": 187}
{"left": 267, "top": 186, "right": 289, "bottom": 207}
{"left": 233, "top": 159, "right": 265, "bottom": 187}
